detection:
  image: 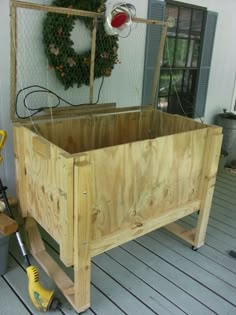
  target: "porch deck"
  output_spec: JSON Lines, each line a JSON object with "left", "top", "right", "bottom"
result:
{"left": 1, "top": 169, "right": 236, "bottom": 315}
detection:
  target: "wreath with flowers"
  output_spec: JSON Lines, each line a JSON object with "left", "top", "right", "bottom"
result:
{"left": 43, "top": 0, "right": 119, "bottom": 90}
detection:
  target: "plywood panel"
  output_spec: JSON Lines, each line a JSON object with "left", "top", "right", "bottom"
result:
{"left": 31, "top": 110, "right": 208, "bottom": 155}
{"left": 90, "top": 128, "right": 208, "bottom": 239}
{"left": 154, "top": 111, "right": 208, "bottom": 136}
{"left": 14, "top": 126, "right": 71, "bottom": 248}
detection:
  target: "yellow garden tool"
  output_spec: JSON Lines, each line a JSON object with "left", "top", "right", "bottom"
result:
{"left": 0, "top": 130, "right": 7, "bottom": 165}
{"left": 0, "top": 129, "right": 60, "bottom": 312}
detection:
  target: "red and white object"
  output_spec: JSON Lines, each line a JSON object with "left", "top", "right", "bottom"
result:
{"left": 104, "top": 2, "right": 136, "bottom": 36}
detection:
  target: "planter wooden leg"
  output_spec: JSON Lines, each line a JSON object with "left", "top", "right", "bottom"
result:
{"left": 24, "top": 217, "right": 78, "bottom": 311}
{"left": 73, "top": 157, "right": 93, "bottom": 312}
{"left": 193, "top": 131, "right": 223, "bottom": 249}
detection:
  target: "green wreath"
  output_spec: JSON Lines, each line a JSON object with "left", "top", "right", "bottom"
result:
{"left": 43, "top": 0, "right": 119, "bottom": 90}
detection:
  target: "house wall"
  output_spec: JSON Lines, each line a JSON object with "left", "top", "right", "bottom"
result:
{"left": 176, "top": 0, "right": 236, "bottom": 122}
{"left": 0, "top": 0, "right": 236, "bottom": 193}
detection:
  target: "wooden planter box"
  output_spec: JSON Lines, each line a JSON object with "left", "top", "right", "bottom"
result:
{"left": 13, "top": 108, "right": 222, "bottom": 313}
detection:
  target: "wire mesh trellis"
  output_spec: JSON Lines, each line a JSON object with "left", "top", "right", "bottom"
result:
{"left": 10, "top": 0, "right": 168, "bottom": 121}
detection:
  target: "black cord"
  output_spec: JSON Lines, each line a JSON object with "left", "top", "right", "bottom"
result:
{"left": 16, "top": 76, "right": 105, "bottom": 119}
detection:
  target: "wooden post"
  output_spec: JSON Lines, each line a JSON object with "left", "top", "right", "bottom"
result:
{"left": 89, "top": 18, "right": 97, "bottom": 104}
{"left": 151, "top": 24, "right": 168, "bottom": 108}
{"left": 193, "top": 128, "right": 223, "bottom": 248}
{"left": 57, "top": 153, "right": 74, "bottom": 267}
{"left": 10, "top": 0, "right": 17, "bottom": 121}
{"left": 73, "top": 156, "right": 93, "bottom": 312}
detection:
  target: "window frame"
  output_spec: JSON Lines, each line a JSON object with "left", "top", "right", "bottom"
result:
{"left": 158, "top": 0, "right": 207, "bottom": 117}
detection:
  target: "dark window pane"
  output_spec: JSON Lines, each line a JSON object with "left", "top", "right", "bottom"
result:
{"left": 159, "top": 71, "right": 170, "bottom": 96}
{"left": 166, "top": 5, "right": 178, "bottom": 36}
{"left": 174, "top": 39, "right": 188, "bottom": 67}
{"left": 191, "top": 10, "right": 203, "bottom": 38}
{"left": 191, "top": 40, "right": 200, "bottom": 67}
{"left": 185, "top": 39, "right": 200, "bottom": 67}
{"left": 182, "top": 70, "right": 190, "bottom": 93}
{"left": 178, "top": 7, "right": 191, "bottom": 37}
{"left": 170, "top": 70, "right": 184, "bottom": 94}
{"left": 163, "top": 38, "right": 175, "bottom": 67}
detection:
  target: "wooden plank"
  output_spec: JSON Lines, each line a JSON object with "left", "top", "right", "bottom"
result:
{"left": 133, "top": 16, "right": 168, "bottom": 26}
{"left": 91, "top": 200, "right": 200, "bottom": 257}
{"left": 13, "top": 126, "right": 27, "bottom": 217}
{"left": 93, "top": 253, "right": 185, "bottom": 315}
{"left": 57, "top": 153, "right": 74, "bottom": 267}
{"left": 0, "top": 213, "right": 18, "bottom": 235}
{"left": 194, "top": 130, "right": 223, "bottom": 248}
{"left": 43, "top": 103, "right": 116, "bottom": 115}
{"left": 151, "top": 25, "right": 167, "bottom": 107}
{"left": 14, "top": 1, "right": 168, "bottom": 27}
{"left": 73, "top": 157, "right": 93, "bottom": 312}
{"left": 133, "top": 236, "right": 236, "bottom": 314}
{"left": 12, "top": 105, "right": 152, "bottom": 123}
{"left": 164, "top": 222, "right": 196, "bottom": 245}
{"left": 0, "top": 276, "right": 31, "bottom": 315}
{"left": 89, "top": 19, "right": 97, "bottom": 104}
{"left": 14, "top": 1, "right": 103, "bottom": 18}
{"left": 10, "top": 0, "right": 17, "bottom": 122}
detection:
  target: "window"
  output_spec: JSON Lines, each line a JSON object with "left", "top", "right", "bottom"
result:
{"left": 158, "top": 2, "right": 206, "bottom": 117}
{"left": 143, "top": 0, "right": 217, "bottom": 119}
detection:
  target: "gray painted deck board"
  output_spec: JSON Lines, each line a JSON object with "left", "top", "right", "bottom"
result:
{"left": 133, "top": 237, "right": 236, "bottom": 314}
{"left": 93, "top": 253, "right": 184, "bottom": 315}
{"left": 1, "top": 170, "right": 236, "bottom": 315}
{"left": 108, "top": 245, "right": 213, "bottom": 315}
{"left": 0, "top": 276, "right": 31, "bottom": 315}
{"left": 150, "top": 229, "right": 236, "bottom": 287}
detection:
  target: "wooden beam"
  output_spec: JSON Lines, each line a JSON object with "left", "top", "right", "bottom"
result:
{"left": 0, "top": 213, "right": 18, "bottom": 236}
{"left": 12, "top": 106, "right": 153, "bottom": 123}
{"left": 89, "top": 18, "right": 97, "bottom": 104}
{"left": 13, "top": 1, "right": 168, "bottom": 27}
{"left": 91, "top": 200, "right": 200, "bottom": 257}
{"left": 193, "top": 129, "right": 223, "bottom": 248}
{"left": 14, "top": 1, "right": 103, "bottom": 18}
{"left": 58, "top": 154, "right": 74, "bottom": 267}
{"left": 10, "top": 0, "right": 17, "bottom": 121}
{"left": 73, "top": 157, "right": 93, "bottom": 312}
{"left": 25, "top": 217, "right": 78, "bottom": 311}
{"left": 164, "top": 223, "right": 196, "bottom": 245}
{"left": 151, "top": 25, "right": 168, "bottom": 108}
{"left": 133, "top": 17, "right": 168, "bottom": 26}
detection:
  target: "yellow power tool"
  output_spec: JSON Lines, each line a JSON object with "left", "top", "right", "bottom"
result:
{"left": 0, "top": 130, "right": 7, "bottom": 165}
{"left": 0, "top": 130, "right": 60, "bottom": 312}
